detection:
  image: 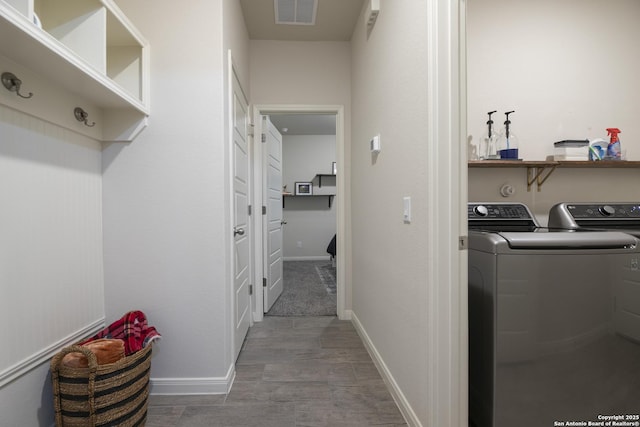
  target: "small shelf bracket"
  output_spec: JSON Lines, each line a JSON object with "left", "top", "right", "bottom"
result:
{"left": 526, "top": 165, "right": 556, "bottom": 192}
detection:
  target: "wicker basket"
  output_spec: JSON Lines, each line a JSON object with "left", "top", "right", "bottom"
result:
{"left": 50, "top": 344, "right": 152, "bottom": 427}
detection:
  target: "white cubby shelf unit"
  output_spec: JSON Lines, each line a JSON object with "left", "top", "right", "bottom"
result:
{"left": 0, "top": 0, "right": 149, "bottom": 142}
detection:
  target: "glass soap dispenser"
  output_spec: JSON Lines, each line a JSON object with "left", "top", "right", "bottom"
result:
{"left": 479, "top": 110, "right": 500, "bottom": 159}
{"left": 497, "top": 110, "right": 519, "bottom": 159}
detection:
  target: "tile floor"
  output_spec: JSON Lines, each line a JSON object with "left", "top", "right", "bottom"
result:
{"left": 146, "top": 316, "right": 408, "bottom": 426}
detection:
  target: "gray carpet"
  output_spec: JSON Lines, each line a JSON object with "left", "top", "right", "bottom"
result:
{"left": 267, "top": 260, "right": 337, "bottom": 317}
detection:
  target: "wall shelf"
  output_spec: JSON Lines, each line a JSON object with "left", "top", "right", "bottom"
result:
{"left": 283, "top": 194, "right": 335, "bottom": 208}
{"left": 0, "top": 0, "right": 149, "bottom": 142}
{"left": 316, "top": 174, "right": 336, "bottom": 188}
{"left": 469, "top": 160, "right": 640, "bottom": 191}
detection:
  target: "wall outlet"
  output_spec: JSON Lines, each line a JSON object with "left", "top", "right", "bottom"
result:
{"left": 297, "top": 241, "right": 303, "bottom": 248}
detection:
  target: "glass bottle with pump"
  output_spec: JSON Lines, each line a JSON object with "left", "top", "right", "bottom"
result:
{"left": 497, "top": 110, "right": 519, "bottom": 159}
{"left": 479, "top": 110, "right": 500, "bottom": 160}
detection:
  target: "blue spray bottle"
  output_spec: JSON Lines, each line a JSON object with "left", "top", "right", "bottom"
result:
{"left": 606, "top": 128, "right": 622, "bottom": 160}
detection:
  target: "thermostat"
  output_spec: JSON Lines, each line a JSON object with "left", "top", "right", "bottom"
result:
{"left": 370, "top": 134, "right": 381, "bottom": 153}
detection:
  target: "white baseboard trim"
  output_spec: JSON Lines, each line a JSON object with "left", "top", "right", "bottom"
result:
{"left": 283, "top": 256, "right": 331, "bottom": 262}
{"left": 351, "top": 313, "right": 422, "bottom": 427}
{"left": 150, "top": 363, "right": 235, "bottom": 395}
{"left": 339, "top": 309, "right": 352, "bottom": 321}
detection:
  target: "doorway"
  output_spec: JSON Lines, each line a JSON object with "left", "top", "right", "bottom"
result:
{"left": 266, "top": 113, "right": 337, "bottom": 317}
{"left": 251, "top": 105, "right": 347, "bottom": 322}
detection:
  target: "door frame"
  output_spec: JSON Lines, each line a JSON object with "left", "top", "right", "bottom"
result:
{"left": 424, "top": 0, "right": 468, "bottom": 425}
{"left": 251, "top": 104, "right": 347, "bottom": 321}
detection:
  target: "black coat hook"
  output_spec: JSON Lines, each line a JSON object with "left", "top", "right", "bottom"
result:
{"left": 74, "top": 107, "right": 95, "bottom": 127}
{"left": 1, "top": 72, "right": 33, "bottom": 99}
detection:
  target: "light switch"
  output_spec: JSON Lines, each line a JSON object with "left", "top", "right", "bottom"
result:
{"left": 370, "top": 134, "right": 381, "bottom": 153}
{"left": 403, "top": 197, "right": 411, "bottom": 223}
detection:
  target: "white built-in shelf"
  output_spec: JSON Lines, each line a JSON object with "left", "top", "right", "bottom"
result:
{"left": 0, "top": 0, "right": 149, "bottom": 142}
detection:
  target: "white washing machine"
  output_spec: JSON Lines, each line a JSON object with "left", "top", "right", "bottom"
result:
{"left": 469, "top": 202, "right": 640, "bottom": 427}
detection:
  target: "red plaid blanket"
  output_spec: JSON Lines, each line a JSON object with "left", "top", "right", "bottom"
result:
{"left": 82, "top": 310, "right": 161, "bottom": 356}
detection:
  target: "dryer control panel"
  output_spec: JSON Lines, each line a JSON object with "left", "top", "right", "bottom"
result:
{"left": 549, "top": 202, "right": 640, "bottom": 229}
{"left": 564, "top": 203, "right": 640, "bottom": 218}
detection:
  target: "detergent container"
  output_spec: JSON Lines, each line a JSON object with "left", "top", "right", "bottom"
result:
{"left": 588, "top": 138, "right": 608, "bottom": 161}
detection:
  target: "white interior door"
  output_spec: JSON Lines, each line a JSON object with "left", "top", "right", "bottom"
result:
{"left": 232, "top": 71, "right": 250, "bottom": 360}
{"left": 263, "top": 116, "right": 284, "bottom": 312}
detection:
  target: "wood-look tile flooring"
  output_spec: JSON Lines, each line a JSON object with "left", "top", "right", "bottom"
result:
{"left": 146, "top": 316, "right": 408, "bottom": 426}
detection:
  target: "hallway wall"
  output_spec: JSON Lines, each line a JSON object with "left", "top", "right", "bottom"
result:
{"left": 103, "top": 0, "right": 249, "bottom": 394}
{"left": 350, "top": 1, "right": 431, "bottom": 425}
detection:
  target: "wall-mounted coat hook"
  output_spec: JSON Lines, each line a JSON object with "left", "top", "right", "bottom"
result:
{"left": 74, "top": 107, "right": 95, "bottom": 127}
{"left": 1, "top": 72, "right": 33, "bottom": 99}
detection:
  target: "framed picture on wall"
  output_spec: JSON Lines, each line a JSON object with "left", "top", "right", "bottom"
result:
{"left": 295, "top": 182, "right": 313, "bottom": 195}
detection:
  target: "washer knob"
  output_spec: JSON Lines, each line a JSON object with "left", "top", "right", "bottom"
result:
{"left": 599, "top": 205, "right": 615, "bottom": 216}
{"left": 473, "top": 205, "right": 489, "bottom": 217}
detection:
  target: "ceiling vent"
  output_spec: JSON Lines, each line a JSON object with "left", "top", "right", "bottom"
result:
{"left": 275, "top": 0, "right": 318, "bottom": 25}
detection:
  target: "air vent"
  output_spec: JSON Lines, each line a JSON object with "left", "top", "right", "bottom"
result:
{"left": 275, "top": 0, "right": 318, "bottom": 25}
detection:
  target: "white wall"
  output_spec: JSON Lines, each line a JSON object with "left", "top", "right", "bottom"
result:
{"left": 103, "top": 0, "right": 249, "bottom": 394}
{"left": 468, "top": 0, "right": 640, "bottom": 161}
{"left": 223, "top": 0, "right": 250, "bottom": 92}
{"left": 467, "top": 0, "right": 640, "bottom": 218}
{"left": 350, "top": 1, "right": 432, "bottom": 425}
{"left": 0, "top": 105, "right": 104, "bottom": 426}
{"left": 282, "top": 134, "right": 336, "bottom": 260}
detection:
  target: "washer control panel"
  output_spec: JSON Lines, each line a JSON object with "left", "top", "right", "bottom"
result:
{"left": 468, "top": 203, "right": 534, "bottom": 220}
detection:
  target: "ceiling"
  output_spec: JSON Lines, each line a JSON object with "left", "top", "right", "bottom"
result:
{"left": 239, "top": 0, "right": 365, "bottom": 42}
{"left": 241, "top": 1, "right": 362, "bottom": 135}
{"left": 269, "top": 114, "right": 336, "bottom": 135}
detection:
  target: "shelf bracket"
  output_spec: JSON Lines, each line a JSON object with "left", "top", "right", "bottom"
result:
{"left": 527, "top": 165, "right": 556, "bottom": 192}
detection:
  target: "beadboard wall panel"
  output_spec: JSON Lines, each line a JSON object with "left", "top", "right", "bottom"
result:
{"left": 0, "top": 104, "right": 104, "bottom": 386}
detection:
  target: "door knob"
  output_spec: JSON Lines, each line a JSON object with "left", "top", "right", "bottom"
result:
{"left": 234, "top": 227, "right": 245, "bottom": 236}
